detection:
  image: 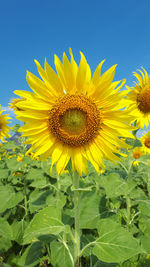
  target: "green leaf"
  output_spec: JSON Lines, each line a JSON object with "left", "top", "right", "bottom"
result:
{"left": 0, "top": 185, "right": 24, "bottom": 213}
{"left": 46, "top": 192, "right": 66, "bottom": 208}
{"left": 26, "top": 168, "right": 48, "bottom": 188}
{"left": 0, "top": 169, "right": 9, "bottom": 180}
{"left": 6, "top": 157, "right": 24, "bottom": 171}
{"left": 140, "top": 236, "right": 150, "bottom": 254}
{"left": 0, "top": 217, "right": 12, "bottom": 240}
{"left": 59, "top": 174, "right": 72, "bottom": 192}
{"left": 100, "top": 173, "right": 127, "bottom": 198}
{"left": 2, "top": 141, "right": 17, "bottom": 149}
{"left": 93, "top": 218, "right": 142, "bottom": 263}
{"left": 80, "top": 190, "right": 101, "bottom": 229}
{"left": 138, "top": 200, "right": 150, "bottom": 217}
{"left": 0, "top": 218, "right": 12, "bottom": 252}
{"left": 11, "top": 220, "right": 28, "bottom": 244}
{"left": 51, "top": 240, "right": 74, "bottom": 267}
{"left": 139, "top": 216, "right": 150, "bottom": 236}
{"left": 29, "top": 189, "right": 52, "bottom": 213}
{"left": 17, "top": 242, "right": 43, "bottom": 266}
{"left": 23, "top": 206, "right": 69, "bottom": 244}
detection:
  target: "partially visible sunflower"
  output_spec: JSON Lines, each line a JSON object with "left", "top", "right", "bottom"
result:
{"left": 140, "top": 131, "right": 150, "bottom": 154}
{"left": 0, "top": 106, "right": 11, "bottom": 142}
{"left": 14, "top": 49, "right": 136, "bottom": 175}
{"left": 126, "top": 68, "right": 150, "bottom": 129}
{"left": 132, "top": 147, "right": 143, "bottom": 159}
{"left": 17, "top": 155, "right": 24, "bottom": 162}
{"left": 9, "top": 98, "right": 25, "bottom": 111}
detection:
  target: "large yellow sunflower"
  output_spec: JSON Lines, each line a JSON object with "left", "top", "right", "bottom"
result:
{"left": 126, "top": 68, "right": 150, "bottom": 129}
{"left": 14, "top": 49, "right": 135, "bottom": 175}
{"left": 140, "top": 131, "right": 150, "bottom": 154}
{"left": 0, "top": 106, "right": 11, "bottom": 142}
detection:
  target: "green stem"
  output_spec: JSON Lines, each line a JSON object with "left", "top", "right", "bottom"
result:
{"left": 73, "top": 171, "right": 81, "bottom": 266}
{"left": 126, "top": 195, "right": 131, "bottom": 229}
{"left": 24, "top": 176, "right": 28, "bottom": 218}
{"left": 126, "top": 162, "right": 132, "bottom": 229}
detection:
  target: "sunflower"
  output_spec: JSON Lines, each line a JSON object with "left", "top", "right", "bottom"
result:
{"left": 126, "top": 68, "right": 150, "bottom": 129}
{"left": 0, "top": 106, "right": 11, "bottom": 142}
{"left": 132, "top": 147, "right": 143, "bottom": 159}
{"left": 14, "top": 49, "right": 135, "bottom": 175}
{"left": 9, "top": 98, "right": 25, "bottom": 111}
{"left": 140, "top": 131, "right": 150, "bottom": 154}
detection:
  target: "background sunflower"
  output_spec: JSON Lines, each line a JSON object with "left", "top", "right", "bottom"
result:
{"left": 0, "top": 105, "right": 11, "bottom": 142}
{"left": 126, "top": 68, "right": 150, "bottom": 129}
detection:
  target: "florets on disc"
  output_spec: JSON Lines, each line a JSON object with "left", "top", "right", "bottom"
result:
{"left": 140, "top": 131, "right": 150, "bottom": 154}
{"left": 144, "top": 137, "right": 150, "bottom": 148}
{"left": 137, "top": 86, "right": 150, "bottom": 114}
{"left": 49, "top": 94, "right": 101, "bottom": 147}
{"left": 132, "top": 147, "right": 143, "bottom": 159}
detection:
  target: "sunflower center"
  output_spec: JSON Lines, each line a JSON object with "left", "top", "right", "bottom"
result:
{"left": 60, "top": 109, "right": 87, "bottom": 135}
{"left": 49, "top": 94, "right": 101, "bottom": 146}
{"left": 144, "top": 137, "right": 150, "bottom": 148}
{"left": 133, "top": 152, "right": 141, "bottom": 159}
{"left": 137, "top": 87, "right": 150, "bottom": 113}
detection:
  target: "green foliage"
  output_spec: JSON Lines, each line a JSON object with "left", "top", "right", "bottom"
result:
{"left": 0, "top": 137, "right": 150, "bottom": 266}
{"left": 93, "top": 218, "right": 142, "bottom": 263}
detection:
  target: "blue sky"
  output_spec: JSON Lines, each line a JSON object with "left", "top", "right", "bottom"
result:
{"left": 1, "top": 0, "right": 150, "bottom": 133}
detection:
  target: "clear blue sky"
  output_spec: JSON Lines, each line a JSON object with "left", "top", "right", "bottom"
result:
{"left": 1, "top": 0, "right": 150, "bottom": 127}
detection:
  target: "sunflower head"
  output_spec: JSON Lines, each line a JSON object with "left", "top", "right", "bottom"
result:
{"left": 132, "top": 160, "right": 139, "bottom": 167}
{"left": 9, "top": 98, "right": 25, "bottom": 111}
{"left": 17, "top": 155, "right": 24, "bottom": 162}
{"left": 140, "top": 131, "right": 150, "bottom": 154}
{"left": 126, "top": 68, "right": 150, "bottom": 129}
{"left": 0, "top": 105, "right": 11, "bottom": 142}
{"left": 14, "top": 49, "right": 136, "bottom": 175}
{"left": 132, "top": 147, "right": 143, "bottom": 159}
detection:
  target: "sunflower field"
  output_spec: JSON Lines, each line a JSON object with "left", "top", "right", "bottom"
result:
{"left": 0, "top": 50, "right": 150, "bottom": 267}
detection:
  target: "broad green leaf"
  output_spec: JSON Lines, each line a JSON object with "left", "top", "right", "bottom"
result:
{"left": 26, "top": 168, "right": 48, "bottom": 188}
{"left": 51, "top": 240, "right": 74, "bottom": 267}
{"left": 26, "top": 168, "right": 45, "bottom": 180}
{"left": 6, "top": 157, "right": 24, "bottom": 171}
{"left": 59, "top": 174, "right": 72, "bottom": 192}
{"left": 139, "top": 216, "right": 150, "bottom": 236}
{"left": 100, "top": 173, "right": 127, "bottom": 198}
{"left": 41, "top": 160, "right": 57, "bottom": 178}
{"left": 140, "top": 236, "right": 150, "bottom": 254}
{"left": 23, "top": 206, "right": 69, "bottom": 244}
{"left": 0, "top": 185, "right": 24, "bottom": 213}
{"left": 130, "top": 188, "right": 147, "bottom": 201}
{"left": 0, "top": 218, "right": 12, "bottom": 240}
{"left": 11, "top": 220, "right": 28, "bottom": 244}
{"left": 0, "top": 169, "right": 9, "bottom": 179}
{"left": 16, "top": 242, "right": 43, "bottom": 267}
{"left": 29, "top": 177, "right": 48, "bottom": 188}
{"left": 80, "top": 190, "right": 101, "bottom": 229}
{"left": 138, "top": 199, "right": 150, "bottom": 217}
{"left": 29, "top": 189, "right": 52, "bottom": 213}
{"left": 2, "top": 141, "right": 16, "bottom": 149}
{"left": 81, "top": 234, "right": 95, "bottom": 257}
{"left": 93, "top": 218, "right": 142, "bottom": 263}
{"left": 46, "top": 192, "right": 66, "bottom": 208}
{"left": 0, "top": 236, "right": 12, "bottom": 252}
{"left": 0, "top": 218, "right": 12, "bottom": 252}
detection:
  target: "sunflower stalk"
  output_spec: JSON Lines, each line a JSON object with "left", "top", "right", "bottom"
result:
{"left": 73, "top": 171, "right": 81, "bottom": 266}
